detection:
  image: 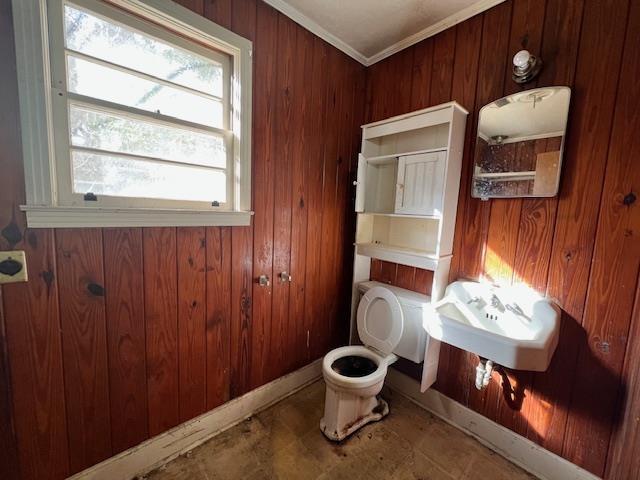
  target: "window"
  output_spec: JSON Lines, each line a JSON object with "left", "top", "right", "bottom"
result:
{"left": 12, "top": 0, "right": 252, "bottom": 227}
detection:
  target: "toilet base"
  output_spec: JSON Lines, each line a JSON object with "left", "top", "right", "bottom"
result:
{"left": 320, "top": 397, "right": 389, "bottom": 441}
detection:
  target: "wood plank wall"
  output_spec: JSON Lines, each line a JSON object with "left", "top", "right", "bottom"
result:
{"left": 364, "top": 0, "right": 640, "bottom": 478}
{"left": 0, "top": 0, "right": 365, "bottom": 478}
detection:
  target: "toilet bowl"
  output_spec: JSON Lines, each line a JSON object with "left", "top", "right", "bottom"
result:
{"left": 320, "top": 281, "right": 430, "bottom": 441}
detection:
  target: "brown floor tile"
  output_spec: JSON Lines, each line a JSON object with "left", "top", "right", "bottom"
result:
{"left": 462, "top": 450, "right": 537, "bottom": 480}
{"left": 147, "top": 380, "right": 536, "bottom": 480}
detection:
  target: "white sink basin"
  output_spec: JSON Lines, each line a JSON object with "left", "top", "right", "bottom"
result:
{"left": 425, "top": 281, "right": 560, "bottom": 371}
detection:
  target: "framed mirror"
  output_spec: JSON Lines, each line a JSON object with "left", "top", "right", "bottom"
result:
{"left": 472, "top": 87, "right": 571, "bottom": 199}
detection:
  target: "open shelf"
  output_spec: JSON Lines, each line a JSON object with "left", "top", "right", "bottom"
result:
{"left": 365, "top": 147, "right": 448, "bottom": 165}
{"left": 364, "top": 212, "right": 442, "bottom": 220}
{"left": 362, "top": 122, "right": 450, "bottom": 159}
{"left": 474, "top": 171, "right": 536, "bottom": 180}
{"left": 355, "top": 213, "right": 445, "bottom": 269}
{"left": 356, "top": 243, "right": 441, "bottom": 270}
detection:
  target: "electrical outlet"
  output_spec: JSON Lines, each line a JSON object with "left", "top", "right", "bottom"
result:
{"left": 0, "top": 251, "right": 28, "bottom": 284}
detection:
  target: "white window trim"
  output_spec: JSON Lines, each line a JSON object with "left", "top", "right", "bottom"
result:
{"left": 12, "top": 0, "right": 253, "bottom": 228}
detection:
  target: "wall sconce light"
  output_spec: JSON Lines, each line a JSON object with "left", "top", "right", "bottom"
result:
{"left": 512, "top": 49, "right": 542, "bottom": 84}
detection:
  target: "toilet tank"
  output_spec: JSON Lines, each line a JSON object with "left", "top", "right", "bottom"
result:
{"left": 358, "top": 281, "right": 430, "bottom": 363}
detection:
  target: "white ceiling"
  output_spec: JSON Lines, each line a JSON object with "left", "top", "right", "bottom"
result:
{"left": 263, "top": 0, "right": 505, "bottom": 65}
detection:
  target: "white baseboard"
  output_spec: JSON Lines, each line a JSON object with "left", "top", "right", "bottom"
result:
{"left": 70, "top": 360, "right": 323, "bottom": 480}
{"left": 386, "top": 369, "right": 600, "bottom": 480}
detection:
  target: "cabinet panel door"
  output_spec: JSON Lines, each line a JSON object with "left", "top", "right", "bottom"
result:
{"left": 355, "top": 154, "right": 366, "bottom": 212}
{"left": 395, "top": 152, "right": 446, "bottom": 216}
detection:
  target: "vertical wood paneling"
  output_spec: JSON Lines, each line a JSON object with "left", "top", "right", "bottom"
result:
{"left": 460, "top": 1, "right": 513, "bottom": 419}
{"left": 56, "top": 229, "right": 111, "bottom": 473}
{"left": 522, "top": 0, "right": 585, "bottom": 455}
{"left": 413, "top": 268, "right": 433, "bottom": 296}
{"left": 0, "top": 0, "right": 24, "bottom": 476}
{"left": 562, "top": 1, "right": 638, "bottom": 472}
{"left": 365, "top": 60, "right": 384, "bottom": 123}
{"left": 394, "top": 265, "right": 416, "bottom": 290}
{"left": 438, "top": 16, "right": 484, "bottom": 404}
{"left": 203, "top": 0, "right": 231, "bottom": 28}
{"left": 3, "top": 231, "right": 69, "bottom": 480}
{"left": 487, "top": 0, "right": 547, "bottom": 436}
{"left": 557, "top": 0, "right": 629, "bottom": 467}
{"left": 0, "top": 288, "right": 19, "bottom": 480}
{"left": 602, "top": 8, "right": 640, "bottom": 480}
{"left": 270, "top": 14, "right": 295, "bottom": 381}
{"left": 229, "top": 0, "right": 256, "bottom": 399}
{"left": 366, "top": 0, "right": 640, "bottom": 476}
{"left": 229, "top": 225, "right": 253, "bottom": 398}
{"left": 144, "top": 228, "right": 179, "bottom": 436}
{"left": 249, "top": 1, "right": 278, "bottom": 390}
{"left": 512, "top": 0, "right": 584, "bottom": 293}
{"left": 0, "top": 0, "right": 357, "bottom": 477}
{"left": 387, "top": 48, "right": 415, "bottom": 118}
{"left": 545, "top": 0, "right": 627, "bottom": 322}
{"left": 429, "top": 29, "right": 456, "bottom": 105}
{"left": 484, "top": 199, "right": 522, "bottom": 284}
{"left": 173, "top": 0, "right": 203, "bottom": 15}
{"left": 448, "top": 15, "right": 483, "bottom": 284}
{"left": 409, "top": 39, "right": 434, "bottom": 111}
{"left": 458, "top": 2, "right": 512, "bottom": 281}
{"left": 606, "top": 276, "right": 640, "bottom": 479}
{"left": 103, "top": 228, "right": 148, "bottom": 454}
{"left": 288, "top": 26, "right": 313, "bottom": 370}
{"left": 205, "top": 227, "right": 231, "bottom": 409}
{"left": 0, "top": 0, "right": 25, "bottom": 253}
{"left": 3, "top": 0, "right": 639, "bottom": 476}
{"left": 177, "top": 227, "right": 207, "bottom": 422}
{"left": 318, "top": 48, "right": 343, "bottom": 353}
{"left": 305, "top": 38, "right": 330, "bottom": 361}
{"left": 334, "top": 57, "right": 359, "bottom": 348}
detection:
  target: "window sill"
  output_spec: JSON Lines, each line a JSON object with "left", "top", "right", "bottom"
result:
{"left": 21, "top": 205, "right": 253, "bottom": 228}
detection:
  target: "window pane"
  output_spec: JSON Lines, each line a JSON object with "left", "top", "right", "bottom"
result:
{"left": 69, "top": 105, "right": 227, "bottom": 168}
{"left": 64, "top": 4, "right": 224, "bottom": 97}
{"left": 67, "top": 56, "right": 223, "bottom": 128}
{"left": 72, "top": 151, "right": 226, "bottom": 202}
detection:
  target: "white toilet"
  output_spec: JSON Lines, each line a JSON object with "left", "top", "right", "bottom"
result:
{"left": 320, "top": 281, "right": 429, "bottom": 441}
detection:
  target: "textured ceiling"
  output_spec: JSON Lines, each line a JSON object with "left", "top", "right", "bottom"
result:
{"left": 264, "top": 0, "right": 504, "bottom": 64}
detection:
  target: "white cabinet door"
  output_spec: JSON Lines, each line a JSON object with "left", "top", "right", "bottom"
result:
{"left": 354, "top": 154, "right": 366, "bottom": 212}
{"left": 395, "top": 151, "right": 446, "bottom": 216}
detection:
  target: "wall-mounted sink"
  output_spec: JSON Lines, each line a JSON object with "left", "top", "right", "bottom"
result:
{"left": 425, "top": 281, "right": 560, "bottom": 371}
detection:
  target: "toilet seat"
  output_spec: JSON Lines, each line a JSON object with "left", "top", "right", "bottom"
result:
{"left": 357, "top": 286, "right": 404, "bottom": 356}
{"left": 322, "top": 345, "right": 391, "bottom": 389}
{"left": 323, "top": 286, "right": 403, "bottom": 389}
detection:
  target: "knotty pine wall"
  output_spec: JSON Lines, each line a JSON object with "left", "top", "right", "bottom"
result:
{"left": 0, "top": 0, "right": 365, "bottom": 478}
{"left": 364, "top": 0, "right": 640, "bottom": 478}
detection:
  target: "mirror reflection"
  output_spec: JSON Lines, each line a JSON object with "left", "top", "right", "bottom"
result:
{"left": 472, "top": 87, "right": 571, "bottom": 199}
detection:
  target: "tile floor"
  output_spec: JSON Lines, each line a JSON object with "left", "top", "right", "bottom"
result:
{"left": 147, "top": 380, "right": 536, "bottom": 480}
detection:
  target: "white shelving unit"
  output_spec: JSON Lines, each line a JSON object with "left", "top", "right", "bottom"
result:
{"left": 350, "top": 101, "right": 468, "bottom": 391}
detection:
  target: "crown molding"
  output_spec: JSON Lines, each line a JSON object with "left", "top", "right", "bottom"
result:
{"left": 262, "top": 0, "right": 506, "bottom": 66}
{"left": 261, "top": 0, "right": 368, "bottom": 64}
{"left": 366, "top": 0, "right": 506, "bottom": 65}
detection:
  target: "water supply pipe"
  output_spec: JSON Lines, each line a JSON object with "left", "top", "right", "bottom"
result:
{"left": 475, "top": 358, "right": 494, "bottom": 390}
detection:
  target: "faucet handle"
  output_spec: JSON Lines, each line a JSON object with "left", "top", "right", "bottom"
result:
{"left": 490, "top": 294, "right": 506, "bottom": 312}
{"left": 467, "top": 296, "right": 487, "bottom": 309}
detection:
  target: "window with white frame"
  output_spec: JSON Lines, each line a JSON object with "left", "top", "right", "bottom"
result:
{"left": 12, "top": 0, "right": 252, "bottom": 227}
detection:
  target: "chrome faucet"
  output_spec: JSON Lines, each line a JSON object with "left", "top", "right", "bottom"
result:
{"left": 467, "top": 296, "right": 487, "bottom": 309}
{"left": 490, "top": 294, "right": 505, "bottom": 312}
{"left": 506, "top": 302, "right": 528, "bottom": 319}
